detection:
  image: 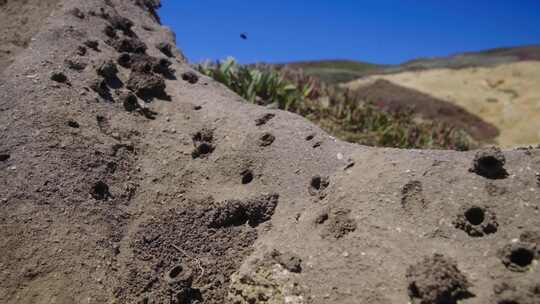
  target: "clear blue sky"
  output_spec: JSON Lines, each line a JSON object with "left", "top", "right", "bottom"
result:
{"left": 159, "top": 0, "right": 540, "bottom": 64}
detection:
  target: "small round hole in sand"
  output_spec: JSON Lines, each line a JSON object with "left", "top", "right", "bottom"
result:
{"left": 67, "top": 120, "right": 80, "bottom": 128}
{"left": 510, "top": 248, "right": 534, "bottom": 268}
{"left": 311, "top": 176, "right": 322, "bottom": 190}
{"left": 478, "top": 156, "right": 500, "bottom": 171}
{"left": 241, "top": 170, "right": 254, "bottom": 185}
{"left": 197, "top": 143, "right": 212, "bottom": 155}
{"left": 91, "top": 181, "right": 110, "bottom": 200}
{"left": 50, "top": 72, "right": 68, "bottom": 83}
{"left": 168, "top": 265, "right": 184, "bottom": 279}
{"left": 465, "top": 207, "right": 485, "bottom": 226}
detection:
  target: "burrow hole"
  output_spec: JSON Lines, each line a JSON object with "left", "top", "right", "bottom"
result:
{"left": 241, "top": 170, "right": 254, "bottom": 185}
{"left": 0, "top": 154, "right": 10, "bottom": 162}
{"left": 197, "top": 143, "right": 212, "bottom": 155}
{"left": 67, "top": 120, "right": 80, "bottom": 128}
{"left": 168, "top": 265, "right": 184, "bottom": 279}
{"left": 91, "top": 181, "right": 110, "bottom": 200}
{"left": 479, "top": 156, "right": 500, "bottom": 171}
{"left": 310, "top": 175, "right": 328, "bottom": 191}
{"left": 510, "top": 248, "right": 534, "bottom": 268}
{"left": 465, "top": 207, "right": 485, "bottom": 226}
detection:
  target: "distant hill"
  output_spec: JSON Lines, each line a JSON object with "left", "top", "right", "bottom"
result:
{"left": 274, "top": 45, "right": 540, "bottom": 84}
{"left": 386, "top": 44, "right": 540, "bottom": 73}
{"left": 271, "top": 60, "right": 386, "bottom": 84}
{"left": 344, "top": 51, "right": 540, "bottom": 147}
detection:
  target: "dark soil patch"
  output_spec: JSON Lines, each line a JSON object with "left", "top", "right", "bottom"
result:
{"left": 352, "top": 79, "right": 499, "bottom": 141}
{"left": 255, "top": 113, "right": 275, "bottom": 126}
{"left": 50, "top": 71, "right": 68, "bottom": 83}
{"left": 127, "top": 71, "right": 167, "bottom": 101}
{"left": 121, "top": 91, "right": 140, "bottom": 112}
{"left": 118, "top": 53, "right": 174, "bottom": 79}
{"left": 70, "top": 7, "right": 85, "bottom": 19}
{"left": 111, "top": 37, "right": 147, "bottom": 54}
{"left": 406, "top": 254, "right": 473, "bottom": 304}
{"left": 309, "top": 175, "right": 330, "bottom": 196}
{"left": 208, "top": 193, "right": 279, "bottom": 228}
{"left": 268, "top": 249, "right": 302, "bottom": 273}
{"left": 191, "top": 129, "right": 215, "bottom": 159}
{"left": 106, "top": 14, "right": 135, "bottom": 36}
{"left": 493, "top": 279, "right": 540, "bottom": 304}
{"left": 120, "top": 54, "right": 175, "bottom": 79}
{"left": 181, "top": 71, "right": 199, "bottom": 84}
{"left": 401, "top": 180, "right": 426, "bottom": 211}
{"left": 317, "top": 207, "right": 357, "bottom": 239}
{"left": 90, "top": 77, "right": 113, "bottom": 101}
{"left": 156, "top": 41, "right": 174, "bottom": 57}
{"left": 121, "top": 194, "right": 278, "bottom": 303}
{"left": 97, "top": 60, "right": 118, "bottom": 79}
{"left": 104, "top": 25, "right": 118, "bottom": 39}
{"left": 258, "top": 132, "right": 275, "bottom": 147}
{"left": 153, "top": 58, "right": 175, "bottom": 79}
{"left": 0, "top": 154, "right": 10, "bottom": 162}
{"left": 454, "top": 205, "right": 498, "bottom": 237}
{"left": 470, "top": 147, "right": 508, "bottom": 179}
{"left": 65, "top": 56, "right": 88, "bottom": 71}
{"left": 77, "top": 45, "right": 87, "bottom": 56}
{"left": 67, "top": 119, "right": 80, "bottom": 128}
{"left": 83, "top": 39, "right": 100, "bottom": 51}
{"left": 97, "top": 60, "right": 122, "bottom": 89}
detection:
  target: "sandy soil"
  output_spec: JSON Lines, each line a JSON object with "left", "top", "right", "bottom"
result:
{"left": 345, "top": 62, "right": 540, "bottom": 147}
{"left": 1, "top": 1, "right": 539, "bottom": 304}
{"left": 0, "top": 0, "right": 61, "bottom": 74}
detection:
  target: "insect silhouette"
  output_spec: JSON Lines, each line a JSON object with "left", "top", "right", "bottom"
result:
{"left": 240, "top": 32, "right": 248, "bottom": 40}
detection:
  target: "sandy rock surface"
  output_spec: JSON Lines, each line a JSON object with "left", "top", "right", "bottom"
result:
{"left": 1, "top": 1, "right": 539, "bottom": 303}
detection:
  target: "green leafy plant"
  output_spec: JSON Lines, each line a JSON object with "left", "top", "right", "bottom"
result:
{"left": 196, "top": 58, "right": 471, "bottom": 150}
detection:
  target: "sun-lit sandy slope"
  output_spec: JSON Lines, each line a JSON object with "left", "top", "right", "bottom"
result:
{"left": 344, "top": 61, "right": 540, "bottom": 147}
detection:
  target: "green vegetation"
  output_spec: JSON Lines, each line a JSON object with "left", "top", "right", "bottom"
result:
{"left": 196, "top": 58, "right": 471, "bottom": 150}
